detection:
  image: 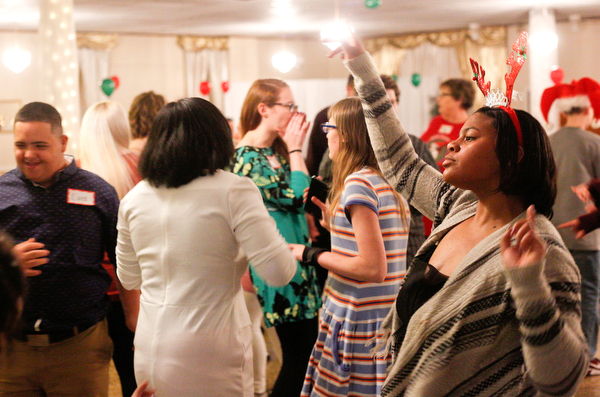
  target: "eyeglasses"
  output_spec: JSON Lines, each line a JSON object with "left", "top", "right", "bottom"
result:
{"left": 437, "top": 93, "right": 452, "bottom": 98}
{"left": 272, "top": 102, "right": 298, "bottom": 113}
{"left": 321, "top": 123, "right": 337, "bottom": 134}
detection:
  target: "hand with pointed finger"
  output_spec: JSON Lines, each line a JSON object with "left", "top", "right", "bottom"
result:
{"left": 558, "top": 218, "right": 587, "bottom": 239}
{"left": 500, "top": 206, "right": 546, "bottom": 269}
{"left": 326, "top": 32, "right": 366, "bottom": 60}
{"left": 13, "top": 238, "right": 50, "bottom": 277}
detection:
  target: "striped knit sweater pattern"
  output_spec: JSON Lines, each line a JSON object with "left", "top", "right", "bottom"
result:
{"left": 343, "top": 52, "right": 589, "bottom": 397}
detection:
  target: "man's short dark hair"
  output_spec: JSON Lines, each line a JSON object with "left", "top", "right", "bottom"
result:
{"left": 139, "top": 97, "right": 234, "bottom": 188}
{"left": 14, "top": 102, "right": 63, "bottom": 136}
{"left": 441, "top": 79, "right": 476, "bottom": 110}
{"left": 381, "top": 75, "right": 400, "bottom": 100}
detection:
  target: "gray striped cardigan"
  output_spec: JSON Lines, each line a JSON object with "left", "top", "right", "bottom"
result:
{"left": 345, "top": 52, "right": 588, "bottom": 397}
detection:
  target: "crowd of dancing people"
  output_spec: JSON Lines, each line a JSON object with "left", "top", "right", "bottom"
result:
{"left": 2, "top": 30, "right": 600, "bottom": 397}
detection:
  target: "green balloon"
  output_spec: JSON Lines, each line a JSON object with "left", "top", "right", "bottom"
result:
{"left": 101, "top": 78, "right": 115, "bottom": 97}
{"left": 411, "top": 73, "right": 421, "bottom": 87}
{"left": 365, "top": 0, "right": 381, "bottom": 9}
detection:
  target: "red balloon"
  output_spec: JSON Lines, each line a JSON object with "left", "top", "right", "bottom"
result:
{"left": 221, "top": 81, "right": 230, "bottom": 93}
{"left": 550, "top": 67, "right": 564, "bottom": 85}
{"left": 199, "top": 81, "right": 211, "bottom": 96}
{"left": 111, "top": 75, "right": 120, "bottom": 89}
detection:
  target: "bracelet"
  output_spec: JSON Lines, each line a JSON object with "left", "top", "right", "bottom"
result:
{"left": 288, "top": 149, "right": 302, "bottom": 154}
{"left": 302, "top": 247, "right": 327, "bottom": 267}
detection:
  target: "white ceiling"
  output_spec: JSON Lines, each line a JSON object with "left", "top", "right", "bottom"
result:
{"left": 0, "top": 0, "right": 599, "bottom": 38}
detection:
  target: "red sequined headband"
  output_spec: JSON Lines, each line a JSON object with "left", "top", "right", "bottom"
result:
{"left": 469, "top": 31, "right": 528, "bottom": 147}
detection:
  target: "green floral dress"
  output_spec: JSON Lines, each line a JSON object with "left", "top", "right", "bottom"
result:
{"left": 229, "top": 146, "right": 322, "bottom": 327}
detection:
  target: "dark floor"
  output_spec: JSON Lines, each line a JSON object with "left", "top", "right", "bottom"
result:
{"left": 109, "top": 328, "right": 600, "bottom": 397}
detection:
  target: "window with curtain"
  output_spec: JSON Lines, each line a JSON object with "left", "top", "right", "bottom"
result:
{"left": 177, "top": 36, "right": 229, "bottom": 111}
{"left": 77, "top": 33, "right": 119, "bottom": 115}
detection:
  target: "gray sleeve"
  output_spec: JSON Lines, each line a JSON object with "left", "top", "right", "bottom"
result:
{"left": 344, "top": 52, "right": 459, "bottom": 224}
{"left": 505, "top": 230, "right": 588, "bottom": 396}
{"left": 409, "top": 134, "right": 439, "bottom": 172}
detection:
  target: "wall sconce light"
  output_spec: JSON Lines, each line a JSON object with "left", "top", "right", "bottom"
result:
{"left": 272, "top": 52, "right": 296, "bottom": 73}
{"left": 3, "top": 48, "right": 31, "bottom": 74}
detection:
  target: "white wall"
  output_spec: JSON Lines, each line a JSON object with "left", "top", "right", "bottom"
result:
{"left": 1, "top": 19, "right": 600, "bottom": 172}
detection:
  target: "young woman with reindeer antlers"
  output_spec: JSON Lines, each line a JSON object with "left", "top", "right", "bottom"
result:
{"left": 326, "top": 31, "right": 589, "bottom": 396}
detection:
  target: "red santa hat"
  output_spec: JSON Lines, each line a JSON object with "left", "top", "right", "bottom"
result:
{"left": 540, "top": 77, "right": 600, "bottom": 122}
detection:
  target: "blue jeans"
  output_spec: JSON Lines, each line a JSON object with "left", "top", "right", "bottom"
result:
{"left": 571, "top": 249, "right": 600, "bottom": 358}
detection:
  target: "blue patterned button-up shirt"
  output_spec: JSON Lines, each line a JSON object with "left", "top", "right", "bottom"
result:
{"left": 0, "top": 158, "right": 119, "bottom": 332}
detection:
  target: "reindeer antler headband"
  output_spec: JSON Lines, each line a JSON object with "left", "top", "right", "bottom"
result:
{"left": 469, "top": 31, "right": 528, "bottom": 147}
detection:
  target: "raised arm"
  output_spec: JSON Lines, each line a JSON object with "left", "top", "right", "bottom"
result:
{"left": 331, "top": 36, "right": 457, "bottom": 222}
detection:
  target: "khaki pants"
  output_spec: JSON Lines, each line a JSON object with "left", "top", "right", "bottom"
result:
{"left": 0, "top": 319, "right": 113, "bottom": 397}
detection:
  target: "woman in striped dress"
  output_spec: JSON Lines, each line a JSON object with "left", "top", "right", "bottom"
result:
{"left": 290, "top": 97, "right": 410, "bottom": 396}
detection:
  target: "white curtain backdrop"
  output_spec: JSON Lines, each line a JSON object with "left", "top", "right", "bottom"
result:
{"left": 395, "top": 42, "right": 462, "bottom": 137}
{"left": 184, "top": 48, "right": 228, "bottom": 110}
{"left": 78, "top": 47, "right": 110, "bottom": 114}
{"left": 39, "top": 0, "right": 80, "bottom": 152}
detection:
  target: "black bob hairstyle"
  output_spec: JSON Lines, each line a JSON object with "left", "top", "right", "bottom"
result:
{"left": 477, "top": 107, "right": 557, "bottom": 218}
{"left": 139, "top": 97, "right": 234, "bottom": 188}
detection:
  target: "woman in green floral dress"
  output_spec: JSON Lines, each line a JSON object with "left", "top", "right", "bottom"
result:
{"left": 230, "top": 78, "right": 322, "bottom": 397}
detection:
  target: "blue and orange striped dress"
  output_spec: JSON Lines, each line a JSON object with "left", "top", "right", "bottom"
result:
{"left": 301, "top": 167, "right": 409, "bottom": 397}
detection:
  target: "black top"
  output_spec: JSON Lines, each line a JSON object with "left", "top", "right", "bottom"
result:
{"left": 395, "top": 247, "right": 448, "bottom": 345}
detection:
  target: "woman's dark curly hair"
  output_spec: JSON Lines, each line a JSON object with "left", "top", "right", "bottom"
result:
{"left": 128, "top": 91, "right": 166, "bottom": 139}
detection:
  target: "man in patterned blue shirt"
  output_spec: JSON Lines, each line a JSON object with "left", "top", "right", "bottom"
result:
{"left": 0, "top": 102, "right": 119, "bottom": 396}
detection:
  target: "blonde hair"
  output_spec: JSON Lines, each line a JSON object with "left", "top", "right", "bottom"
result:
{"left": 327, "top": 97, "right": 407, "bottom": 227}
{"left": 239, "top": 78, "right": 290, "bottom": 160}
{"left": 78, "top": 101, "right": 134, "bottom": 199}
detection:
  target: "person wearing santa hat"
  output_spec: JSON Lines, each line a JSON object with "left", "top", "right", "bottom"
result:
{"left": 543, "top": 76, "right": 600, "bottom": 376}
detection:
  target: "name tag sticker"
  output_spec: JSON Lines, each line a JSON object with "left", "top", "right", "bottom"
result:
{"left": 67, "top": 189, "right": 96, "bottom": 206}
{"left": 439, "top": 124, "right": 453, "bottom": 134}
{"left": 267, "top": 155, "right": 281, "bottom": 169}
